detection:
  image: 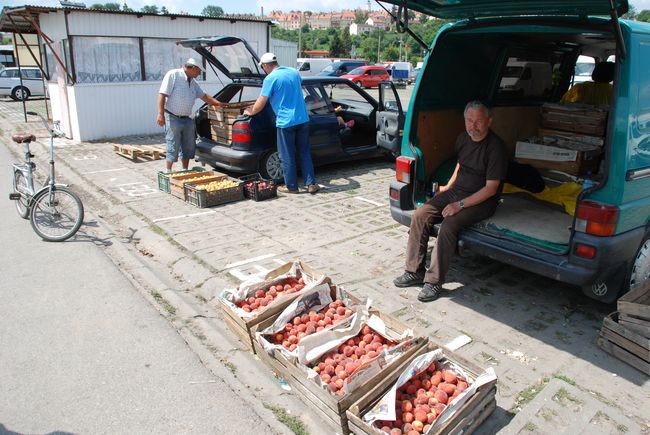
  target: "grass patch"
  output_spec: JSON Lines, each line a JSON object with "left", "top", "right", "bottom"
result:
{"left": 510, "top": 377, "right": 550, "bottom": 413}
{"left": 150, "top": 291, "right": 176, "bottom": 315}
{"left": 415, "top": 317, "right": 431, "bottom": 328}
{"left": 553, "top": 387, "right": 584, "bottom": 406}
{"left": 552, "top": 373, "right": 576, "bottom": 386}
{"left": 617, "top": 424, "right": 629, "bottom": 432}
{"left": 264, "top": 404, "right": 309, "bottom": 435}
{"left": 479, "top": 351, "right": 499, "bottom": 365}
{"left": 223, "top": 360, "right": 237, "bottom": 374}
{"left": 523, "top": 421, "right": 537, "bottom": 431}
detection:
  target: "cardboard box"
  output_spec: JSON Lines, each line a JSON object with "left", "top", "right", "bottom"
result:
{"left": 514, "top": 141, "right": 600, "bottom": 176}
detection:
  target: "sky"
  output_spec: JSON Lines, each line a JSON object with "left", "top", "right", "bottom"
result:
{"left": 2, "top": 0, "right": 650, "bottom": 15}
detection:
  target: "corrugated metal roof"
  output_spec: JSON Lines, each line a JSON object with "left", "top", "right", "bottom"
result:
{"left": 0, "top": 5, "right": 273, "bottom": 33}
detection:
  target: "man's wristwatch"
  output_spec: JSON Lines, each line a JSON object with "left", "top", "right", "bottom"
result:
{"left": 459, "top": 200, "right": 465, "bottom": 209}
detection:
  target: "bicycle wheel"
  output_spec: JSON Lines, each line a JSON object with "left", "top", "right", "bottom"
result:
{"left": 13, "top": 170, "right": 30, "bottom": 219}
{"left": 30, "top": 186, "right": 84, "bottom": 242}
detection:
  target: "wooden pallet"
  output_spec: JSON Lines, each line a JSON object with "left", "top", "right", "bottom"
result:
{"left": 113, "top": 144, "right": 166, "bottom": 161}
{"left": 598, "top": 312, "right": 650, "bottom": 375}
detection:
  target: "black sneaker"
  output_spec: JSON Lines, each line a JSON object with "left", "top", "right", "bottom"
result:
{"left": 393, "top": 271, "right": 424, "bottom": 288}
{"left": 418, "top": 283, "right": 442, "bottom": 302}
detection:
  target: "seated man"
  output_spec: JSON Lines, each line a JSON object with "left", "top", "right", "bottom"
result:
{"left": 393, "top": 101, "right": 508, "bottom": 302}
{"left": 561, "top": 61, "right": 614, "bottom": 105}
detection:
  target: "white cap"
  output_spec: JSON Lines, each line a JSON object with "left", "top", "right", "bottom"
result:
{"left": 259, "top": 52, "right": 277, "bottom": 67}
{"left": 185, "top": 58, "right": 203, "bottom": 71}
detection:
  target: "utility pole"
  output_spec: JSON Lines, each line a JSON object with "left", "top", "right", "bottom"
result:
{"left": 377, "top": 33, "right": 381, "bottom": 62}
{"left": 298, "top": 12, "right": 302, "bottom": 57}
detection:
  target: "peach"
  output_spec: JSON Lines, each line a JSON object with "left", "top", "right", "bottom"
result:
{"left": 427, "top": 411, "right": 436, "bottom": 424}
{"left": 414, "top": 409, "right": 427, "bottom": 423}
{"left": 401, "top": 423, "right": 413, "bottom": 433}
{"left": 361, "top": 325, "right": 372, "bottom": 335}
{"left": 411, "top": 420, "right": 424, "bottom": 432}
{"left": 442, "top": 370, "right": 457, "bottom": 384}
{"left": 431, "top": 372, "right": 442, "bottom": 386}
{"left": 402, "top": 412, "right": 414, "bottom": 423}
{"left": 390, "top": 429, "right": 402, "bottom": 435}
{"left": 439, "top": 382, "right": 456, "bottom": 396}
{"left": 406, "top": 384, "right": 417, "bottom": 395}
{"left": 402, "top": 400, "right": 413, "bottom": 412}
{"left": 457, "top": 380, "right": 468, "bottom": 392}
{"left": 434, "top": 389, "right": 448, "bottom": 405}
{"left": 254, "top": 290, "right": 265, "bottom": 298}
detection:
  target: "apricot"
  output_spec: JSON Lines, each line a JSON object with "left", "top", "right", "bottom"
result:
{"left": 402, "top": 412, "right": 414, "bottom": 423}
{"left": 427, "top": 411, "right": 436, "bottom": 424}
{"left": 402, "top": 400, "right": 413, "bottom": 412}
{"left": 275, "top": 333, "right": 284, "bottom": 342}
{"left": 411, "top": 420, "right": 424, "bottom": 432}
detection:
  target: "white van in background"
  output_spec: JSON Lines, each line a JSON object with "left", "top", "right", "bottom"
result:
{"left": 297, "top": 58, "right": 332, "bottom": 77}
{"left": 499, "top": 60, "right": 552, "bottom": 97}
{"left": 573, "top": 55, "right": 595, "bottom": 83}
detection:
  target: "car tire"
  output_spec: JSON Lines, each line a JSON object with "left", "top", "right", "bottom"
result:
{"left": 260, "top": 150, "right": 284, "bottom": 181}
{"left": 11, "top": 86, "right": 30, "bottom": 101}
{"left": 626, "top": 233, "right": 650, "bottom": 293}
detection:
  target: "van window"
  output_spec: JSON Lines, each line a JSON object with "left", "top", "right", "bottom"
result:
{"left": 298, "top": 62, "right": 310, "bottom": 71}
{"left": 497, "top": 57, "right": 554, "bottom": 99}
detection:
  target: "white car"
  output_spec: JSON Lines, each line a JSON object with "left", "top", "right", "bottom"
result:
{"left": 0, "top": 67, "right": 46, "bottom": 101}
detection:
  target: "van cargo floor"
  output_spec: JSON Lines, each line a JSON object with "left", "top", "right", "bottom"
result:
{"left": 471, "top": 194, "right": 572, "bottom": 254}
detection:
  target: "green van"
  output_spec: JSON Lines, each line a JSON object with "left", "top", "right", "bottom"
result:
{"left": 384, "top": 0, "right": 650, "bottom": 303}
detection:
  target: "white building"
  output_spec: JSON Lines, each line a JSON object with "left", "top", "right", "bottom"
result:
{"left": 0, "top": 6, "right": 284, "bottom": 141}
{"left": 349, "top": 22, "right": 373, "bottom": 36}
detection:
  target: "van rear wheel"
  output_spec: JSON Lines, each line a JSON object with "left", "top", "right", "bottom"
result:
{"left": 627, "top": 235, "right": 650, "bottom": 291}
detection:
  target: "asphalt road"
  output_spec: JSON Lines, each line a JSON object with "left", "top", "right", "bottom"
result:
{"left": 0, "top": 144, "right": 276, "bottom": 434}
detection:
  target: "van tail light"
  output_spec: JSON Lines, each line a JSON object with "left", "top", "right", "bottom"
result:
{"left": 575, "top": 201, "right": 619, "bottom": 236}
{"left": 395, "top": 156, "right": 414, "bottom": 184}
{"left": 574, "top": 243, "right": 596, "bottom": 259}
{"left": 232, "top": 120, "right": 251, "bottom": 143}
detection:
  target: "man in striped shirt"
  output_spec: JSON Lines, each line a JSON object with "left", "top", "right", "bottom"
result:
{"left": 157, "top": 58, "right": 222, "bottom": 173}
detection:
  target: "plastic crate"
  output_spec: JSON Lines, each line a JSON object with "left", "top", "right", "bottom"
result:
{"left": 157, "top": 167, "right": 204, "bottom": 193}
{"left": 240, "top": 173, "right": 277, "bottom": 202}
{"left": 185, "top": 177, "right": 245, "bottom": 208}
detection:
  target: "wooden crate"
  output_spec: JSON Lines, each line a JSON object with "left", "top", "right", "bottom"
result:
{"left": 168, "top": 171, "right": 225, "bottom": 200}
{"left": 515, "top": 153, "right": 599, "bottom": 176}
{"left": 218, "top": 261, "right": 327, "bottom": 352}
{"left": 346, "top": 342, "right": 498, "bottom": 435}
{"left": 599, "top": 312, "right": 650, "bottom": 375}
{"left": 252, "top": 309, "right": 428, "bottom": 435}
{"left": 207, "top": 101, "right": 253, "bottom": 122}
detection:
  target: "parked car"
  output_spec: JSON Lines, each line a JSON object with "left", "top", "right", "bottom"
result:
{"left": 177, "top": 36, "right": 403, "bottom": 181}
{"left": 0, "top": 67, "right": 45, "bottom": 101}
{"left": 297, "top": 58, "right": 332, "bottom": 77}
{"left": 340, "top": 65, "right": 391, "bottom": 88}
{"left": 385, "top": 0, "right": 648, "bottom": 303}
{"left": 317, "top": 60, "right": 367, "bottom": 77}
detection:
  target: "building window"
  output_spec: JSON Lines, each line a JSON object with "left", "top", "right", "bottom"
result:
{"left": 73, "top": 36, "right": 141, "bottom": 83}
{"left": 43, "top": 43, "right": 58, "bottom": 83}
{"left": 142, "top": 39, "right": 195, "bottom": 81}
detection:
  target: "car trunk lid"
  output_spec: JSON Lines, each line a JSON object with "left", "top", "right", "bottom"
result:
{"left": 178, "top": 36, "right": 265, "bottom": 81}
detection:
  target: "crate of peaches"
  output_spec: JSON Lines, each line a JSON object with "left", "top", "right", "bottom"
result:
{"left": 254, "top": 283, "right": 368, "bottom": 359}
{"left": 168, "top": 170, "right": 226, "bottom": 199}
{"left": 218, "top": 260, "right": 328, "bottom": 352}
{"left": 240, "top": 173, "right": 277, "bottom": 202}
{"left": 347, "top": 344, "right": 498, "bottom": 435}
{"left": 185, "top": 176, "right": 244, "bottom": 208}
{"left": 255, "top": 300, "right": 427, "bottom": 435}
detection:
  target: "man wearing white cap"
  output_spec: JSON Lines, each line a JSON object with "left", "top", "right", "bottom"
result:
{"left": 157, "top": 58, "right": 223, "bottom": 173}
{"left": 244, "top": 52, "right": 318, "bottom": 194}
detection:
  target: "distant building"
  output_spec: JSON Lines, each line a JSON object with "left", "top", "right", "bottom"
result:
{"left": 349, "top": 23, "right": 373, "bottom": 36}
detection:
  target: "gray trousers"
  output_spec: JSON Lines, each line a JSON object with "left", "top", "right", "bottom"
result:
{"left": 405, "top": 189, "right": 498, "bottom": 285}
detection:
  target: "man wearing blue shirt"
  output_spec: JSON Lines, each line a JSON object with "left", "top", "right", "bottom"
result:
{"left": 244, "top": 53, "right": 318, "bottom": 194}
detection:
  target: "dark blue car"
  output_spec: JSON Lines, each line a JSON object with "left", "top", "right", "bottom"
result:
{"left": 179, "top": 36, "right": 404, "bottom": 180}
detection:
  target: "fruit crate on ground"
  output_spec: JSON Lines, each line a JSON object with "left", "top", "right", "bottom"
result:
{"left": 157, "top": 167, "right": 204, "bottom": 193}
{"left": 168, "top": 171, "right": 226, "bottom": 199}
{"left": 240, "top": 173, "right": 277, "bottom": 201}
{"left": 617, "top": 281, "right": 650, "bottom": 338}
{"left": 598, "top": 312, "right": 650, "bottom": 375}
{"left": 218, "top": 261, "right": 329, "bottom": 352}
{"left": 252, "top": 306, "right": 428, "bottom": 435}
{"left": 346, "top": 342, "right": 497, "bottom": 435}
{"left": 185, "top": 177, "right": 244, "bottom": 208}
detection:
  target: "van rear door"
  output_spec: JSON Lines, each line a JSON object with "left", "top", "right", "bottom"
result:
{"left": 377, "top": 0, "right": 628, "bottom": 19}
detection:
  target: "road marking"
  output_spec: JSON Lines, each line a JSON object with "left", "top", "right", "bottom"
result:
{"left": 152, "top": 210, "right": 216, "bottom": 223}
{"left": 83, "top": 168, "right": 127, "bottom": 175}
{"left": 226, "top": 253, "right": 276, "bottom": 269}
{"left": 115, "top": 181, "right": 147, "bottom": 186}
{"left": 355, "top": 196, "right": 384, "bottom": 207}
{"left": 253, "top": 264, "right": 271, "bottom": 275}
{"left": 229, "top": 269, "right": 251, "bottom": 282}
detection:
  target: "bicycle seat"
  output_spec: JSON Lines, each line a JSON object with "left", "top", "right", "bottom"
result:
{"left": 12, "top": 133, "right": 36, "bottom": 143}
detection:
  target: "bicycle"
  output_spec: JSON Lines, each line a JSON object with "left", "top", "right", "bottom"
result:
{"left": 9, "top": 111, "right": 84, "bottom": 242}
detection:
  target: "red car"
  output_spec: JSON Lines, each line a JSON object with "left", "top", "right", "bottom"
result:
{"left": 340, "top": 65, "right": 391, "bottom": 88}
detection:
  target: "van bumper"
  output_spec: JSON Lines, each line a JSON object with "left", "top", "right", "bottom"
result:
{"left": 195, "top": 139, "right": 263, "bottom": 173}
{"left": 455, "top": 229, "right": 641, "bottom": 286}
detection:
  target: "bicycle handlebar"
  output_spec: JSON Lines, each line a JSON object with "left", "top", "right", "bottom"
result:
{"left": 27, "top": 111, "right": 65, "bottom": 137}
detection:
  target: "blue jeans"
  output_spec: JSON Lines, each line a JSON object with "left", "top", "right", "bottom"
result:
{"left": 164, "top": 113, "right": 196, "bottom": 162}
{"left": 276, "top": 122, "right": 316, "bottom": 190}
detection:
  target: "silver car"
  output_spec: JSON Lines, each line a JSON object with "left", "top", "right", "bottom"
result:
{"left": 0, "top": 67, "right": 46, "bottom": 101}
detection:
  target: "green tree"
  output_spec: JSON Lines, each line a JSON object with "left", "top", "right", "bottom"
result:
{"left": 160, "top": 6, "right": 169, "bottom": 14}
{"left": 622, "top": 4, "right": 637, "bottom": 20}
{"left": 122, "top": 3, "right": 134, "bottom": 12}
{"left": 103, "top": 2, "right": 120, "bottom": 10}
{"left": 141, "top": 5, "right": 159, "bottom": 13}
{"left": 89, "top": 3, "right": 106, "bottom": 10}
{"left": 202, "top": 5, "right": 224, "bottom": 17}
{"left": 330, "top": 32, "right": 343, "bottom": 58}
{"left": 341, "top": 27, "right": 352, "bottom": 57}
{"left": 354, "top": 8, "right": 368, "bottom": 24}
{"left": 637, "top": 9, "right": 650, "bottom": 21}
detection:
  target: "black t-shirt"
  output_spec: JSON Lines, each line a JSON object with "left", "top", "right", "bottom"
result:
{"left": 453, "top": 131, "right": 507, "bottom": 196}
